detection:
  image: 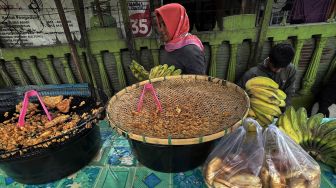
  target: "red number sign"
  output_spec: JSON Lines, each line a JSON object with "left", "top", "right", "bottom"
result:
{"left": 129, "top": 4, "right": 152, "bottom": 37}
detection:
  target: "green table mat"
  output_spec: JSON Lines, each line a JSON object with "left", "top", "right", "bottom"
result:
{"left": 0, "top": 120, "right": 335, "bottom": 188}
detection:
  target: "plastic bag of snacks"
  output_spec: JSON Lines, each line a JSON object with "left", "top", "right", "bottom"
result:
{"left": 203, "top": 118, "right": 264, "bottom": 188}
{"left": 262, "top": 125, "right": 321, "bottom": 188}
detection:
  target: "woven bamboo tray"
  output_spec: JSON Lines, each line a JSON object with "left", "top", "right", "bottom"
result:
{"left": 107, "top": 75, "right": 250, "bottom": 145}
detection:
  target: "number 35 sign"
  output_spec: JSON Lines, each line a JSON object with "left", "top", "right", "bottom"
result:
{"left": 128, "top": 1, "right": 152, "bottom": 37}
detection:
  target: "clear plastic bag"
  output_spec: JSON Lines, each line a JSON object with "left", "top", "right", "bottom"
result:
{"left": 262, "top": 125, "right": 321, "bottom": 188}
{"left": 203, "top": 118, "right": 265, "bottom": 188}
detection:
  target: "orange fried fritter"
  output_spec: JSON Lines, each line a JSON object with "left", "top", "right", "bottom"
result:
{"left": 43, "top": 96, "right": 63, "bottom": 108}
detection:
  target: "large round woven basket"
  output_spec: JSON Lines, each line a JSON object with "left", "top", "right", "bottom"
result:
{"left": 107, "top": 75, "right": 249, "bottom": 144}
{"left": 107, "top": 75, "right": 249, "bottom": 172}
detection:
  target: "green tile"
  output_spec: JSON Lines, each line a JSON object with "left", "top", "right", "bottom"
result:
{"left": 57, "top": 166, "right": 102, "bottom": 188}
{"left": 96, "top": 166, "right": 131, "bottom": 188}
{"left": 133, "top": 167, "right": 172, "bottom": 188}
{"left": 173, "top": 168, "right": 206, "bottom": 188}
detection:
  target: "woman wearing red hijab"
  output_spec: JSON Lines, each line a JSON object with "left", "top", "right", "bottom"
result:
{"left": 155, "top": 3, "right": 206, "bottom": 74}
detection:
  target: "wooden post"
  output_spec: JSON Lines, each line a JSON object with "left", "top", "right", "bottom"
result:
{"left": 54, "top": 0, "right": 84, "bottom": 83}
{"left": 73, "top": 0, "right": 97, "bottom": 86}
{"left": 119, "top": 0, "right": 139, "bottom": 61}
{"left": 252, "top": 0, "right": 274, "bottom": 65}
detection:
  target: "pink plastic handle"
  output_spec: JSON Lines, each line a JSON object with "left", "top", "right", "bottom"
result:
{"left": 137, "top": 83, "right": 162, "bottom": 112}
{"left": 18, "top": 90, "right": 53, "bottom": 127}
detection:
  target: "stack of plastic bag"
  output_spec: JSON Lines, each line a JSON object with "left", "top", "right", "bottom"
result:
{"left": 262, "top": 125, "right": 320, "bottom": 188}
{"left": 204, "top": 118, "right": 264, "bottom": 188}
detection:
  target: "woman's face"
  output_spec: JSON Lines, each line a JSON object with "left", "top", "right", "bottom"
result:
{"left": 157, "top": 16, "right": 170, "bottom": 42}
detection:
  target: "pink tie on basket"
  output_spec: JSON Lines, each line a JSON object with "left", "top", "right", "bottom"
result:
{"left": 18, "top": 90, "right": 53, "bottom": 127}
{"left": 137, "top": 83, "right": 162, "bottom": 112}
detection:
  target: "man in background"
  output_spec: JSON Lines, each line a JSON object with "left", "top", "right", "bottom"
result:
{"left": 237, "top": 43, "right": 296, "bottom": 107}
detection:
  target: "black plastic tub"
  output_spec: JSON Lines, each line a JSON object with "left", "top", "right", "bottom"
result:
{"left": 0, "top": 84, "right": 106, "bottom": 184}
{"left": 129, "top": 139, "right": 219, "bottom": 173}
{"left": 0, "top": 124, "right": 101, "bottom": 184}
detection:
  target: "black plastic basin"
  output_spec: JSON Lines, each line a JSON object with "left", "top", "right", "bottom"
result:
{"left": 129, "top": 139, "right": 219, "bottom": 173}
{"left": 0, "top": 124, "right": 101, "bottom": 184}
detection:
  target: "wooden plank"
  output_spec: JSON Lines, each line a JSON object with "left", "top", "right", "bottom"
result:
{"left": 55, "top": 0, "right": 84, "bottom": 82}
{"left": 252, "top": 0, "right": 274, "bottom": 66}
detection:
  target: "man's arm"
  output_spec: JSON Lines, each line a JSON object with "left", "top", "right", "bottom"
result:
{"left": 283, "top": 67, "right": 296, "bottom": 106}
{"left": 237, "top": 70, "right": 256, "bottom": 89}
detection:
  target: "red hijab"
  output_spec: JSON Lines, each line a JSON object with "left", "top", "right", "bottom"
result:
{"left": 155, "top": 3, "right": 204, "bottom": 52}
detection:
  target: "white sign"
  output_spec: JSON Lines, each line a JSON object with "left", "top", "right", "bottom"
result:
{"left": 0, "top": 0, "right": 152, "bottom": 48}
{"left": 0, "top": 0, "right": 81, "bottom": 47}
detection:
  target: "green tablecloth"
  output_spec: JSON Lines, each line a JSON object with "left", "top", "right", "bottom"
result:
{"left": 0, "top": 120, "right": 335, "bottom": 188}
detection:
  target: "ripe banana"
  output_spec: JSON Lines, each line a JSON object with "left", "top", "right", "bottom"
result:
{"left": 252, "top": 107, "right": 273, "bottom": 126}
{"left": 248, "top": 108, "right": 256, "bottom": 118}
{"left": 248, "top": 87, "right": 281, "bottom": 100}
{"left": 245, "top": 76, "right": 279, "bottom": 90}
{"left": 255, "top": 87, "right": 287, "bottom": 100}
{"left": 250, "top": 98, "right": 282, "bottom": 116}
{"left": 249, "top": 93, "right": 285, "bottom": 107}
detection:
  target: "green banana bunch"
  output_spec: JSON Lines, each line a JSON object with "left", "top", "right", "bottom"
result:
{"left": 276, "top": 106, "right": 336, "bottom": 173}
{"left": 306, "top": 113, "right": 324, "bottom": 148}
{"left": 149, "top": 64, "right": 182, "bottom": 79}
{"left": 278, "top": 108, "right": 301, "bottom": 144}
{"left": 296, "top": 107, "right": 308, "bottom": 145}
{"left": 129, "top": 60, "right": 149, "bottom": 81}
{"left": 245, "top": 77, "right": 287, "bottom": 127}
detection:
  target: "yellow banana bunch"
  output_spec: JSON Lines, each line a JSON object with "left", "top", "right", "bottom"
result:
{"left": 245, "top": 76, "right": 286, "bottom": 127}
{"left": 245, "top": 76, "right": 279, "bottom": 90}
{"left": 149, "top": 64, "right": 182, "bottom": 79}
{"left": 247, "top": 109, "right": 256, "bottom": 118}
